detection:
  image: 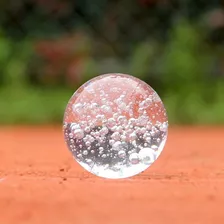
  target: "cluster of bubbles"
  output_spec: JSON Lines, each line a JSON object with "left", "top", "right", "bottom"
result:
{"left": 63, "top": 73, "right": 168, "bottom": 179}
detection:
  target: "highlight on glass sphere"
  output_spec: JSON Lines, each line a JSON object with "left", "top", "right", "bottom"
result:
{"left": 63, "top": 73, "right": 168, "bottom": 179}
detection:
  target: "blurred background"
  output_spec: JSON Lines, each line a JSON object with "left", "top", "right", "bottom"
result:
{"left": 0, "top": 0, "right": 223, "bottom": 125}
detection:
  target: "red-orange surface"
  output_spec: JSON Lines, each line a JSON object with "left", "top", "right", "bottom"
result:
{"left": 0, "top": 126, "right": 223, "bottom": 224}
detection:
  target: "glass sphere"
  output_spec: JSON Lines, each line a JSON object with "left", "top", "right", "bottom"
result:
{"left": 63, "top": 73, "right": 168, "bottom": 179}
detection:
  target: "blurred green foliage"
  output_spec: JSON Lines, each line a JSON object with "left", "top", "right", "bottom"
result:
{"left": 0, "top": 0, "right": 223, "bottom": 125}
{"left": 161, "top": 20, "right": 224, "bottom": 124}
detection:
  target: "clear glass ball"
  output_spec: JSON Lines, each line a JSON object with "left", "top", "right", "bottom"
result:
{"left": 63, "top": 73, "right": 168, "bottom": 179}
